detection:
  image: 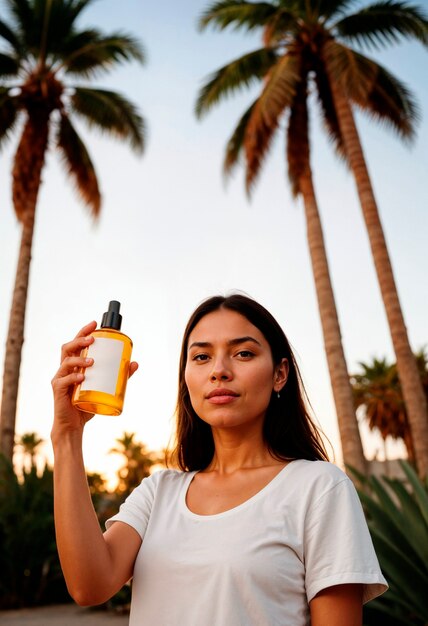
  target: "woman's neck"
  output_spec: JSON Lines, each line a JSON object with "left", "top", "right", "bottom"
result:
{"left": 206, "top": 426, "right": 280, "bottom": 474}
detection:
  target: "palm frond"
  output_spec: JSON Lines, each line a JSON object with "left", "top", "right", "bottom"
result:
{"left": 323, "top": 39, "right": 378, "bottom": 98}
{"left": 324, "top": 40, "right": 419, "bottom": 139}
{"left": 244, "top": 99, "right": 279, "bottom": 193}
{"left": 0, "top": 87, "right": 19, "bottom": 148}
{"left": 3, "top": 0, "right": 33, "bottom": 37}
{"left": 223, "top": 98, "right": 258, "bottom": 175}
{"left": 56, "top": 113, "right": 101, "bottom": 217}
{"left": 359, "top": 62, "right": 419, "bottom": 140}
{"left": 263, "top": 9, "right": 300, "bottom": 45}
{"left": 59, "top": 31, "right": 145, "bottom": 76}
{"left": 313, "top": 63, "right": 347, "bottom": 161}
{"left": 32, "top": 0, "right": 86, "bottom": 62}
{"left": 46, "top": 0, "right": 100, "bottom": 29}
{"left": 66, "top": 0, "right": 100, "bottom": 20}
{"left": 11, "top": 0, "right": 100, "bottom": 56}
{"left": 244, "top": 53, "right": 301, "bottom": 191}
{"left": 0, "top": 52, "right": 19, "bottom": 77}
{"left": 195, "top": 47, "right": 278, "bottom": 118}
{"left": 255, "top": 51, "right": 300, "bottom": 126}
{"left": 315, "top": 0, "right": 359, "bottom": 22}
{"left": 287, "top": 76, "right": 310, "bottom": 197}
{"left": 0, "top": 17, "right": 23, "bottom": 54}
{"left": 70, "top": 87, "right": 145, "bottom": 152}
{"left": 198, "top": 0, "right": 277, "bottom": 32}
{"left": 334, "top": 1, "right": 428, "bottom": 49}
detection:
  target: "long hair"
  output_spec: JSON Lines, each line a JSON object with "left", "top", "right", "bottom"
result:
{"left": 169, "top": 294, "right": 328, "bottom": 470}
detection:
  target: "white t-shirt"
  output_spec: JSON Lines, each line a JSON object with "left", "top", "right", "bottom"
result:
{"left": 106, "top": 459, "right": 387, "bottom": 625}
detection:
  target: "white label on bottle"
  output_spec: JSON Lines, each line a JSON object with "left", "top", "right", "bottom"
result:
{"left": 81, "top": 337, "right": 124, "bottom": 395}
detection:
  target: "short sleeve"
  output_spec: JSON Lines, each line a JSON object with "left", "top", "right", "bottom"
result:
{"left": 304, "top": 476, "right": 388, "bottom": 604}
{"left": 105, "top": 473, "right": 157, "bottom": 539}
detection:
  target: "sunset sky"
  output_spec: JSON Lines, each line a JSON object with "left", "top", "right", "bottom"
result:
{"left": 0, "top": 0, "right": 426, "bottom": 484}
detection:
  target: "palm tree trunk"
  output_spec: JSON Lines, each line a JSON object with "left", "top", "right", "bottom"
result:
{"left": 0, "top": 113, "right": 49, "bottom": 461}
{"left": 328, "top": 78, "right": 428, "bottom": 479}
{"left": 403, "top": 421, "right": 416, "bottom": 466}
{"left": 299, "top": 170, "right": 367, "bottom": 476}
{"left": 0, "top": 213, "right": 36, "bottom": 460}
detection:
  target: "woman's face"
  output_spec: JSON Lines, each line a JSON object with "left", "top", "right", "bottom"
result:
{"left": 184, "top": 308, "right": 288, "bottom": 431}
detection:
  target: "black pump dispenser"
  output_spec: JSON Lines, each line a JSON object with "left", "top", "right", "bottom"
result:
{"left": 101, "top": 301, "right": 122, "bottom": 330}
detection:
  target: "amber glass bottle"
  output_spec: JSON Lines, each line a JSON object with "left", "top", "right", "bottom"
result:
{"left": 72, "top": 301, "right": 132, "bottom": 416}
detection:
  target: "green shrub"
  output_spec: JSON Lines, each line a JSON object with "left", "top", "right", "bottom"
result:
{"left": 0, "top": 455, "right": 69, "bottom": 608}
{"left": 352, "top": 461, "right": 428, "bottom": 626}
{"left": 0, "top": 455, "right": 132, "bottom": 610}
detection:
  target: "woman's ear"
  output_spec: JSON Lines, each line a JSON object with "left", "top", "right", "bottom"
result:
{"left": 274, "top": 358, "right": 289, "bottom": 393}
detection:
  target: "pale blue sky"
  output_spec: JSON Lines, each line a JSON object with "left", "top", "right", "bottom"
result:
{"left": 1, "top": 0, "right": 427, "bottom": 482}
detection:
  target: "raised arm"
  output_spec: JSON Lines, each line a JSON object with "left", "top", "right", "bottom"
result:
{"left": 51, "top": 322, "right": 141, "bottom": 606}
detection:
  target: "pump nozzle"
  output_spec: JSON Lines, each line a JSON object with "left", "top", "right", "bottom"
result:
{"left": 101, "top": 300, "right": 122, "bottom": 330}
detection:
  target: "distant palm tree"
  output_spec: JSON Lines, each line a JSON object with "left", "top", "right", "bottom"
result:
{"left": 196, "top": 0, "right": 428, "bottom": 477}
{"left": 18, "top": 431, "right": 43, "bottom": 469}
{"left": 109, "top": 432, "right": 162, "bottom": 496}
{"left": 351, "top": 350, "right": 428, "bottom": 466}
{"left": 0, "top": 0, "right": 146, "bottom": 461}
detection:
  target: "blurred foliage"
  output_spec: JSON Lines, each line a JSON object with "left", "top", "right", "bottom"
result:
{"left": 0, "top": 455, "right": 69, "bottom": 609}
{"left": 17, "top": 432, "right": 43, "bottom": 470}
{"left": 351, "top": 349, "right": 428, "bottom": 464}
{"left": 109, "top": 431, "right": 164, "bottom": 499}
{"left": 353, "top": 461, "right": 428, "bottom": 626}
{"left": 0, "top": 431, "right": 163, "bottom": 609}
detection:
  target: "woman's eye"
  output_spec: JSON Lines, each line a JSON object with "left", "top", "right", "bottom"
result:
{"left": 237, "top": 350, "right": 254, "bottom": 359}
{"left": 193, "top": 353, "right": 210, "bottom": 362}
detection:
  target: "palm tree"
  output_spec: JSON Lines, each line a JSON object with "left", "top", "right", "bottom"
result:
{"left": 18, "top": 431, "right": 43, "bottom": 469}
{"left": 351, "top": 350, "right": 428, "bottom": 466}
{"left": 319, "top": 2, "right": 428, "bottom": 479}
{"left": 109, "top": 432, "right": 163, "bottom": 496}
{"left": 196, "top": 0, "right": 428, "bottom": 477}
{"left": 0, "top": 0, "right": 146, "bottom": 461}
{"left": 196, "top": 4, "right": 368, "bottom": 474}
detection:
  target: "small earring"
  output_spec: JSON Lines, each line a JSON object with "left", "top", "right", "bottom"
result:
{"left": 277, "top": 391, "right": 280, "bottom": 399}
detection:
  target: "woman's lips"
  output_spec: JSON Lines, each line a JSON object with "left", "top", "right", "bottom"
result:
{"left": 206, "top": 389, "right": 239, "bottom": 404}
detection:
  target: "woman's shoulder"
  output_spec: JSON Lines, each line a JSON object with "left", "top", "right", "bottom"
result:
{"left": 287, "top": 459, "right": 351, "bottom": 494}
{"left": 140, "top": 468, "right": 194, "bottom": 490}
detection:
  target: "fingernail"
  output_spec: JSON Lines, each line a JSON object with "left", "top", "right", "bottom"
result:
{"left": 85, "top": 358, "right": 93, "bottom": 364}
{"left": 76, "top": 373, "right": 84, "bottom": 380}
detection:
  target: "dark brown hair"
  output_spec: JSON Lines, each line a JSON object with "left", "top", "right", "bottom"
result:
{"left": 170, "top": 294, "right": 328, "bottom": 470}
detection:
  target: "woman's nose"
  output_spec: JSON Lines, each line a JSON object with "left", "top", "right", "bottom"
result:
{"left": 210, "top": 359, "right": 232, "bottom": 382}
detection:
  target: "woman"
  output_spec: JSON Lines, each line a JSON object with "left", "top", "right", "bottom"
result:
{"left": 51, "top": 294, "right": 387, "bottom": 625}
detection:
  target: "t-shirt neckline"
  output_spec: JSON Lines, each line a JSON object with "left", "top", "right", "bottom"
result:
{"left": 180, "top": 459, "right": 302, "bottom": 520}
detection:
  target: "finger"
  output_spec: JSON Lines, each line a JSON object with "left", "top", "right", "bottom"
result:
{"left": 61, "top": 336, "right": 93, "bottom": 363}
{"left": 129, "top": 361, "right": 139, "bottom": 378}
{"left": 56, "top": 356, "right": 94, "bottom": 379}
{"left": 61, "top": 327, "right": 96, "bottom": 362}
{"left": 75, "top": 320, "right": 98, "bottom": 339}
{"left": 52, "top": 371, "right": 85, "bottom": 393}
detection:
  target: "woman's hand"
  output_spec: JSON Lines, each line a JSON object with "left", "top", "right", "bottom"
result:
{"left": 51, "top": 321, "right": 139, "bottom": 440}
{"left": 51, "top": 321, "right": 98, "bottom": 438}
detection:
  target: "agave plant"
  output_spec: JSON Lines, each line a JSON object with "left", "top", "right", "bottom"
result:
{"left": 351, "top": 461, "right": 428, "bottom": 626}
